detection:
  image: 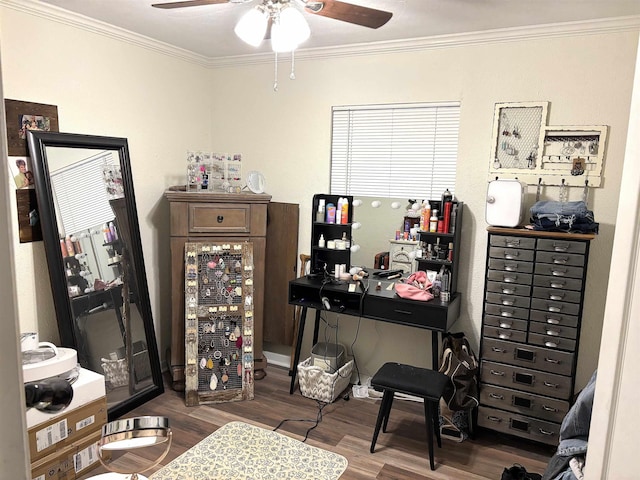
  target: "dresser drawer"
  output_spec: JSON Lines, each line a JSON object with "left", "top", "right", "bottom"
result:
{"left": 477, "top": 406, "right": 560, "bottom": 446}
{"left": 487, "top": 270, "right": 533, "bottom": 286}
{"left": 535, "top": 251, "right": 586, "bottom": 267}
{"left": 531, "top": 298, "right": 580, "bottom": 316}
{"left": 481, "top": 338, "right": 574, "bottom": 376}
{"left": 486, "top": 281, "right": 532, "bottom": 297}
{"left": 485, "top": 292, "right": 531, "bottom": 309}
{"left": 529, "top": 321, "right": 578, "bottom": 340}
{"left": 532, "top": 287, "right": 582, "bottom": 304}
{"left": 488, "top": 258, "right": 534, "bottom": 274}
{"left": 537, "top": 238, "right": 587, "bottom": 255}
{"left": 188, "top": 203, "right": 263, "bottom": 235}
{"left": 533, "top": 275, "right": 583, "bottom": 292}
{"left": 529, "top": 309, "right": 578, "bottom": 328}
{"left": 485, "top": 303, "right": 530, "bottom": 320}
{"left": 480, "top": 384, "right": 569, "bottom": 424}
{"left": 483, "top": 325, "right": 527, "bottom": 343}
{"left": 490, "top": 236, "right": 536, "bottom": 250}
{"left": 484, "top": 315, "right": 527, "bottom": 332}
{"left": 481, "top": 360, "right": 572, "bottom": 399}
{"left": 529, "top": 333, "right": 576, "bottom": 352}
{"left": 489, "top": 247, "right": 535, "bottom": 262}
{"left": 534, "top": 263, "right": 584, "bottom": 280}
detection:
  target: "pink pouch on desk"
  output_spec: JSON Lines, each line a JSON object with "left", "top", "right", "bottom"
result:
{"left": 395, "top": 271, "right": 434, "bottom": 301}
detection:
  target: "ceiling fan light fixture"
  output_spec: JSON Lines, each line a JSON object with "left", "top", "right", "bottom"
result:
{"left": 271, "top": 5, "right": 310, "bottom": 52}
{"left": 234, "top": 6, "right": 268, "bottom": 47}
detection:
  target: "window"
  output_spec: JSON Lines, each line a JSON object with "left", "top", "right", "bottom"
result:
{"left": 50, "top": 151, "right": 119, "bottom": 235}
{"left": 330, "top": 102, "right": 460, "bottom": 199}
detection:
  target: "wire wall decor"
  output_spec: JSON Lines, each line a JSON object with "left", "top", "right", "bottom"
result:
{"left": 183, "top": 241, "right": 254, "bottom": 406}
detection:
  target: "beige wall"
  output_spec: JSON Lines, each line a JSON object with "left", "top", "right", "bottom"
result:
{"left": 1, "top": 0, "right": 638, "bottom": 441}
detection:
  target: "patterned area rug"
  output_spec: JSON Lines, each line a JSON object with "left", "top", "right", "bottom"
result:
{"left": 150, "top": 421, "right": 348, "bottom": 480}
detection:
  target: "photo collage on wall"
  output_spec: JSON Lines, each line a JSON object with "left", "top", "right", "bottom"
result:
{"left": 4, "top": 99, "right": 60, "bottom": 243}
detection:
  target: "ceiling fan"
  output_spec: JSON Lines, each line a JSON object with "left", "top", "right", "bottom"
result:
{"left": 151, "top": 0, "right": 393, "bottom": 30}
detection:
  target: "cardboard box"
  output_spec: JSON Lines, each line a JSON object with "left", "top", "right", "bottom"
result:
{"left": 31, "top": 429, "right": 104, "bottom": 480}
{"left": 27, "top": 368, "right": 106, "bottom": 429}
{"left": 28, "top": 397, "right": 107, "bottom": 463}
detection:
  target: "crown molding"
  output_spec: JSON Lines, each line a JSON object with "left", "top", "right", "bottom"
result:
{"left": 2, "top": 0, "right": 639, "bottom": 69}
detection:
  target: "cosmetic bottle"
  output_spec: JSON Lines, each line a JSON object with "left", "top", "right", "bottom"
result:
{"left": 316, "top": 199, "right": 325, "bottom": 222}
{"left": 318, "top": 234, "right": 325, "bottom": 248}
{"left": 341, "top": 197, "right": 349, "bottom": 224}
{"left": 336, "top": 198, "right": 343, "bottom": 224}
{"left": 429, "top": 210, "right": 438, "bottom": 233}
{"left": 326, "top": 203, "right": 336, "bottom": 224}
{"left": 65, "top": 236, "right": 75, "bottom": 257}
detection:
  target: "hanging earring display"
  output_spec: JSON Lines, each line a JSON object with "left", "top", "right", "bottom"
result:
{"left": 184, "top": 241, "right": 254, "bottom": 405}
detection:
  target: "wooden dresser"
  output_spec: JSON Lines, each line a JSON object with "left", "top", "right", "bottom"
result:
{"left": 165, "top": 187, "right": 271, "bottom": 391}
{"left": 478, "top": 227, "right": 594, "bottom": 445}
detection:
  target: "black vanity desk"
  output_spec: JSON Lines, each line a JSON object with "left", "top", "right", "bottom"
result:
{"left": 287, "top": 274, "right": 461, "bottom": 394}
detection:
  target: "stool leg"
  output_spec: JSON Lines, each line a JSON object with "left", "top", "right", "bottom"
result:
{"left": 424, "top": 400, "right": 436, "bottom": 471}
{"left": 382, "top": 392, "right": 394, "bottom": 433}
{"left": 434, "top": 401, "right": 442, "bottom": 448}
{"left": 370, "top": 390, "right": 393, "bottom": 453}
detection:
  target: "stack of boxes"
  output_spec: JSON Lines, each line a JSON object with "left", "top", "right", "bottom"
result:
{"left": 27, "top": 368, "right": 107, "bottom": 480}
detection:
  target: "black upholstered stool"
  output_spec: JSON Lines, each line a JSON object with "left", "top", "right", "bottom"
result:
{"left": 369, "top": 362, "right": 449, "bottom": 471}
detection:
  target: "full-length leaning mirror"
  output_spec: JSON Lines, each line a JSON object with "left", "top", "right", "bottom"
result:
{"left": 27, "top": 131, "right": 163, "bottom": 419}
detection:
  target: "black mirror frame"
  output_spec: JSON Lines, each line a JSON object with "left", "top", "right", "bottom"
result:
{"left": 27, "top": 130, "right": 163, "bottom": 419}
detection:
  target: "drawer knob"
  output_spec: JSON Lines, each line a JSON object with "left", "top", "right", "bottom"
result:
{"left": 490, "top": 369, "right": 505, "bottom": 376}
{"left": 498, "top": 332, "right": 512, "bottom": 339}
{"left": 552, "top": 256, "right": 568, "bottom": 264}
{"left": 545, "top": 341, "right": 559, "bottom": 348}
{"left": 501, "top": 287, "right": 515, "bottom": 295}
{"left": 491, "top": 347, "right": 507, "bottom": 353}
{"left": 551, "top": 268, "right": 567, "bottom": 276}
{"left": 504, "top": 264, "right": 518, "bottom": 272}
{"left": 546, "top": 317, "right": 560, "bottom": 325}
{"left": 489, "top": 393, "right": 504, "bottom": 400}
{"left": 546, "top": 329, "right": 561, "bottom": 336}
{"left": 501, "top": 298, "right": 515, "bottom": 306}
{"left": 550, "top": 282, "right": 565, "bottom": 289}
{"left": 217, "top": 215, "right": 224, "bottom": 223}
{"left": 552, "top": 242, "right": 570, "bottom": 252}
{"left": 505, "top": 240, "right": 520, "bottom": 247}
{"left": 544, "top": 357, "right": 560, "bottom": 364}
{"left": 503, "top": 276, "right": 516, "bottom": 283}
{"left": 549, "top": 294, "right": 564, "bottom": 301}
{"left": 499, "top": 322, "right": 512, "bottom": 329}
{"left": 500, "top": 310, "right": 513, "bottom": 317}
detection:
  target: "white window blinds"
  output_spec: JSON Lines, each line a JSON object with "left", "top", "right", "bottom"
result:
{"left": 50, "top": 152, "right": 117, "bottom": 235}
{"left": 330, "top": 102, "right": 460, "bottom": 199}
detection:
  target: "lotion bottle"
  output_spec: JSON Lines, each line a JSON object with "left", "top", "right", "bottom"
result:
{"left": 318, "top": 234, "right": 325, "bottom": 248}
{"left": 336, "top": 197, "right": 343, "bottom": 224}
{"left": 429, "top": 209, "right": 439, "bottom": 233}
{"left": 341, "top": 197, "right": 349, "bottom": 223}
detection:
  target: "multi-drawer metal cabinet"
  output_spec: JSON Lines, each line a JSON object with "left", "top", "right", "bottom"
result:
{"left": 478, "top": 227, "right": 595, "bottom": 445}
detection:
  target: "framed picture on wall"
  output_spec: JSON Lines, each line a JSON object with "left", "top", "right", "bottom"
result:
{"left": 4, "top": 99, "right": 59, "bottom": 242}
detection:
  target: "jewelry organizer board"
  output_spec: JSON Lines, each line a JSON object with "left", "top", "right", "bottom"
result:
{"left": 488, "top": 101, "right": 608, "bottom": 187}
{"left": 184, "top": 242, "right": 254, "bottom": 406}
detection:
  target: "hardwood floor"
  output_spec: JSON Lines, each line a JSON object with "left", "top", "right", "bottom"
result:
{"left": 79, "top": 366, "right": 554, "bottom": 479}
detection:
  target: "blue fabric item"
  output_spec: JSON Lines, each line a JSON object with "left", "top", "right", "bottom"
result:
{"left": 557, "top": 370, "right": 597, "bottom": 457}
{"left": 530, "top": 201, "right": 589, "bottom": 217}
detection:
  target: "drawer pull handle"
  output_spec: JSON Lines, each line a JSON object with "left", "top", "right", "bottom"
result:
{"left": 545, "top": 357, "right": 560, "bottom": 364}
{"left": 539, "top": 428, "right": 555, "bottom": 436}
{"left": 393, "top": 309, "right": 413, "bottom": 315}
{"left": 551, "top": 269, "right": 567, "bottom": 277}
{"left": 546, "top": 317, "right": 560, "bottom": 325}
{"left": 550, "top": 282, "right": 566, "bottom": 289}
{"left": 490, "top": 369, "right": 505, "bottom": 376}
{"left": 552, "top": 242, "right": 570, "bottom": 252}
{"left": 546, "top": 329, "right": 561, "bottom": 336}
{"left": 545, "top": 341, "right": 559, "bottom": 348}
{"left": 487, "top": 415, "right": 503, "bottom": 423}
{"left": 549, "top": 294, "right": 565, "bottom": 301}
{"left": 548, "top": 305, "right": 562, "bottom": 313}
{"left": 503, "top": 276, "right": 517, "bottom": 283}
{"left": 501, "top": 287, "right": 515, "bottom": 294}
{"left": 501, "top": 298, "right": 515, "bottom": 306}
{"left": 500, "top": 310, "right": 514, "bottom": 318}
{"left": 217, "top": 215, "right": 224, "bottom": 223}
{"left": 505, "top": 240, "right": 521, "bottom": 247}
{"left": 491, "top": 347, "right": 507, "bottom": 353}
{"left": 543, "top": 381, "right": 559, "bottom": 388}
{"left": 498, "top": 332, "right": 512, "bottom": 339}
{"left": 489, "top": 393, "right": 504, "bottom": 400}
{"left": 504, "top": 252, "right": 519, "bottom": 260}
{"left": 542, "top": 405, "right": 559, "bottom": 412}
{"left": 552, "top": 256, "right": 568, "bottom": 264}
{"left": 499, "top": 322, "right": 512, "bottom": 329}
{"left": 504, "top": 264, "right": 518, "bottom": 272}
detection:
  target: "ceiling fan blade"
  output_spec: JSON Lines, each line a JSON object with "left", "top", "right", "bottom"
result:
{"left": 305, "top": 0, "right": 392, "bottom": 29}
{"left": 151, "top": 0, "right": 228, "bottom": 9}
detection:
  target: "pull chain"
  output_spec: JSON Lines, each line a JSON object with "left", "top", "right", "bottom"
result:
{"left": 273, "top": 52, "right": 278, "bottom": 92}
{"left": 582, "top": 179, "right": 589, "bottom": 206}
{"left": 559, "top": 179, "right": 567, "bottom": 203}
{"left": 290, "top": 50, "right": 296, "bottom": 80}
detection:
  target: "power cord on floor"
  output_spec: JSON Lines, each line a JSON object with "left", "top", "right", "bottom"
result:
{"left": 272, "top": 400, "right": 328, "bottom": 442}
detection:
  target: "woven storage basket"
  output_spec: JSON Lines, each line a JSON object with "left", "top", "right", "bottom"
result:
{"left": 297, "top": 357, "right": 353, "bottom": 403}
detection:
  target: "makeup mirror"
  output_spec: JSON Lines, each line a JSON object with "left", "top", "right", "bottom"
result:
{"left": 27, "top": 131, "right": 163, "bottom": 419}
